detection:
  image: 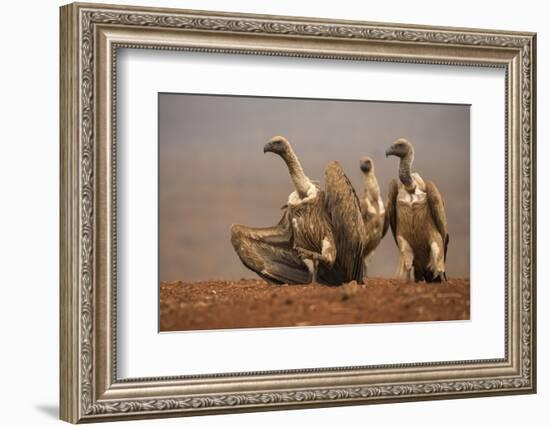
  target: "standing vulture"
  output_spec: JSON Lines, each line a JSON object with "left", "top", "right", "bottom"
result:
{"left": 385, "top": 138, "right": 449, "bottom": 282}
{"left": 358, "top": 156, "right": 389, "bottom": 276}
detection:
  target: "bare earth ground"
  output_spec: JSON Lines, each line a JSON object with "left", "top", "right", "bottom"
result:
{"left": 160, "top": 278, "right": 470, "bottom": 332}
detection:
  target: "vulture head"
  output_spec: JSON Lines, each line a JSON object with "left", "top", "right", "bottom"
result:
{"left": 385, "top": 138, "right": 414, "bottom": 160}
{"left": 264, "top": 135, "right": 291, "bottom": 156}
{"left": 359, "top": 156, "right": 374, "bottom": 174}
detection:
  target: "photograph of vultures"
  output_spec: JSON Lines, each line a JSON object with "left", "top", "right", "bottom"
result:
{"left": 159, "top": 93, "right": 470, "bottom": 332}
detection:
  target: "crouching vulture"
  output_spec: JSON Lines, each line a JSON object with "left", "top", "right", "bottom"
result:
{"left": 231, "top": 136, "right": 367, "bottom": 285}
{"left": 385, "top": 138, "right": 449, "bottom": 282}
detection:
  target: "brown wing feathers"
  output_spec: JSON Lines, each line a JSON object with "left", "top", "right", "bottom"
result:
{"left": 323, "top": 161, "right": 367, "bottom": 283}
{"left": 386, "top": 179, "right": 399, "bottom": 244}
{"left": 425, "top": 180, "right": 449, "bottom": 260}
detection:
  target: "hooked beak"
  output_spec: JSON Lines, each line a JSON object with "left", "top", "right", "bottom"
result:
{"left": 385, "top": 146, "right": 395, "bottom": 157}
{"left": 263, "top": 142, "right": 272, "bottom": 154}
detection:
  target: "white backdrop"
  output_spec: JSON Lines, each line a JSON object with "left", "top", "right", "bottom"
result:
{"left": 0, "top": 0, "right": 545, "bottom": 426}
{"left": 118, "top": 50, "right": 504, "bottom": 378}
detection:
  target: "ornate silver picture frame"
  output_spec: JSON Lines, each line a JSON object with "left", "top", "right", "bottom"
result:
{"left": 60, "top": 2, "right": 536, "bottom": 423}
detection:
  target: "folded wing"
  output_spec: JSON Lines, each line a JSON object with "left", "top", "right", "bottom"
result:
{"left": 425, "top": 180, "right": 449, "bottom": 261}
{"left": 321, "top": 161, "right": 367, "bottom": 284}
{"left": 386, "top": 178, "right": 399, "bottom": 244}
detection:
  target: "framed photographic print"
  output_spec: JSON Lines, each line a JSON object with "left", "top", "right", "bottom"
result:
{"left": 60, "top": 2, "right": 537, "bottom": 423}
{"left": 157, "top": 94, "right": 471, "bottom": 331}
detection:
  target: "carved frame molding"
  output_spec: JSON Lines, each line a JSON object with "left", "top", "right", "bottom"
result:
{"left": 60, "top": 2, "right": 536, "bottom": 423}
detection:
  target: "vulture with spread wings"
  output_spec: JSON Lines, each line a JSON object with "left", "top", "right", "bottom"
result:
{"left": 231, "top": 137, "right": 370, "bottom": 285}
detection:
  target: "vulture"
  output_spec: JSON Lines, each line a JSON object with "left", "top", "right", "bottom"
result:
{"left": 358, "top": 156, "right": 389, "bottom": 276}
{"left": 230, "top": 136, "right": 335, "bottom": 284}
{"left": 385, "top": 138, "right": 449, "bottom": 282}
{"left": 231, "top": 136, "right": 367, "bottom": 285}
{"left": 262, "top": 136, "right": 337, "bottom": 284}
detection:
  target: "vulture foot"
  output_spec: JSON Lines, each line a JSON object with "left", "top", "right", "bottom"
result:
{"left": 434, "top": 270, "right": 447, "bottom": 283}
{"left": 423, "top": 269, "right": 447, "bottom": 283}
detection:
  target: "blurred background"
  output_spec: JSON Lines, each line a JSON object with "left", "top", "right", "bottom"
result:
{"left": 159, "top": 93, "right": 470, "bottom": 282}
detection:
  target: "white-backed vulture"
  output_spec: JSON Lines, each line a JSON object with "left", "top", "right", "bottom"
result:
{"left": 262, "top": 136, "right": 336, "bottom": 283}
{"left": 385, "top": 138, "right": 449, "bottom": 282}
{"left": 231, "top": 137, "right": 369, "bottom": 285}
{"left": 358, "top": 156, "right": 388, "bottom": 276}
{"left": 231, "top": 136, "right": 337, "bottom": 284}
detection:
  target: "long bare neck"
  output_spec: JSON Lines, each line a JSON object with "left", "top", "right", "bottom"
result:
{"left": 398, "top": 153, "right": 416, "bottom": 192}
{"left": 363, "top": 173, "right": 381, "bottom": 204}
{"left": 281, "top": 148, "right": 312, "bottom": 198}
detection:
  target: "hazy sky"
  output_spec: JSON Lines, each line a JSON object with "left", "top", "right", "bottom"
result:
{"left": 159, "top": 93, "right": 470, "bottom": 282}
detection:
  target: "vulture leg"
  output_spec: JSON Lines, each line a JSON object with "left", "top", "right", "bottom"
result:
{"left": 428, "top": 238, "right": 446, "bottom": 283}
{"left": 230, "top": 217, "right": 311, "bottom": 285}
{"left": 360, "top": 259, "right": 368, "bottom": 284}
{"left": 294, "top": 245, "right": 335, "bottom": 284}
{"left": 361, "top": 253, "right": 375, "bottom": 283}
{"left": 311, "top": 259, "right": 319, "bottom": 284}
{"left": 297, "top": 256, "right": 317, "bottom": 283}
{"left": 397, "top": 236, "right": 414, "bottom": 282}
